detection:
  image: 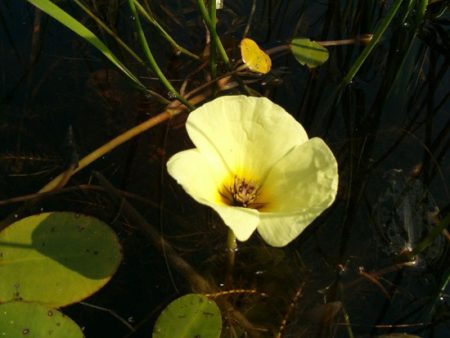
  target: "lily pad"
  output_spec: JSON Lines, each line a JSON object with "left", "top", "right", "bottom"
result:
{"left": 153, "top": 293, "right": 222, "bottom": 338}
{"left": 290, "top": 38, "right": 329, "bottom": 68}
{"left": 0, "top": 301, "right": 84, "bottom": 338}
{"left": 0, "top": 212, "right": 122, "bottom": 307}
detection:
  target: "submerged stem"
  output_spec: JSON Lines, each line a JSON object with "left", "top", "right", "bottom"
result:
{"left": 407, "top": 212, "right": 450, "bottom": 260}
{"left": 225, "top": 228, "right": 237, "bottom": 288}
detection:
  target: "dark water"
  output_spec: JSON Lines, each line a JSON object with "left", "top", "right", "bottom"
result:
{"left": 1, "top": 1, "right": 449, "bottom": 337}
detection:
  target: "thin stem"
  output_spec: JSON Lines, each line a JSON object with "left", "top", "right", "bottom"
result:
{"left": 339, "top": 283, "right": 355, "bottom": 338}
{"left": 128, "top": 0, "right": 194, "bottom": 109}
{"left": 416, "top": 0, "right": 429, "bottom": 26}
{"left": 407, "top": 212, "right": 450, "bottom": 259}
{"left": 209, "top": 0, "right": 218, "bottom": 88}
{"left": 342, "top": 0, "right": 403, "bottom": 85}
{"left": 196, "top": 0, "right": 254, "bottom": 96}
{"left": 73, "top": 0, "right": 145, "bottom": 66}
{"left": 134, "top": 1, "right": 199, "bottom": 60}
{"left": 94, "top": 171, "right": 214, "bottom": 293}
{"left": 39, "top": 93, "right": 206, "bottom": 194}
{"left": 225, "top": 228, "right": 237, "bottom": 288}
{"left": 196, "top": 0, "right": 230, "bottom": 66}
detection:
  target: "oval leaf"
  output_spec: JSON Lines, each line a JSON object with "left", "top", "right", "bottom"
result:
{"left": 290, "top": 38, "right": 329, "bottom": 68}
{"left": 240, "top": 38, "right": 272, "bottom": 74}
{"left": 0, "top": 212, "right": 122, "bottom": 307}
{"left": 153, "top": 294, "right": 222, "bottom": 338}
{"left": 0, "top": 301, "right": 84, "bottom": 338}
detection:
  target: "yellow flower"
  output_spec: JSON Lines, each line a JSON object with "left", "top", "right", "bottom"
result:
{"left": 167, "top": 95, "right": 338, "bottom": 247}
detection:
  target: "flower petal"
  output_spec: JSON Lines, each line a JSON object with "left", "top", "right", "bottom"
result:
{"left": 167, "top": 149, "right": 260, "bottom": 241}
{"left": 167, "top": 149, "right": 227, "bottom": 206}
{"left": 257, "top": 210, "right": 325, "bottom": 247}
{"left": 186, "top": 95, "right": 309, "bottom": 181}
{"left": 262, "top": 137, "right": 338, "bottom": 212}
{"left": 256, "top": 137, "right": 338, "bottom": 247}
{"left": 210, "top": 205, "right": 260, "bottom": 241}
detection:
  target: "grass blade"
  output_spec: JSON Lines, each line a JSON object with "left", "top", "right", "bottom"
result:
{"left": 341, "top": 0, "right": 404, "bottom": 85}
{"left": 27, "top": 0, "right": 145, "bottom": 91}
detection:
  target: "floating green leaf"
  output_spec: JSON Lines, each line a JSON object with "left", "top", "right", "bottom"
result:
{"left": 290, "top": 38, "right": 329, "bottom": 68}
{"left": 0, "top": 212, "right": 122, "bottom": 307}
{"left": 153, "top": 294, "right": 222, "bottom": 338}
{"left": 0, "top": 302, "right": 84, "bottom": 338}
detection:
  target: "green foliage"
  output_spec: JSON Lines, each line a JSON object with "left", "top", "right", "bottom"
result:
{"left": 27, "top": 0, "right": 145, "bottom": 90}
{"left": 290, "top": 38, "right": 329, "bottom": 68}
{"left": 153, "top": 294, "right": 222, "bottom": 338}
{"left": 0, "top": 302, "right": 84, "bottom": 338}
{"left": 0, "top": 212, "right": 122, "bottom": 307}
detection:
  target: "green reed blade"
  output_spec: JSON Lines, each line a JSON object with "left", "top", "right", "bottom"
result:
{"left": 134, "top": 1, "right": 199, "bottom": 60}
{"left": 342, "top": 0, "right": 404, "bottom": 85}
{"left": 128, "top": 0, "right": 194, "bottom": 110}
{"left": 196, "top": 0, "right": 230, "bottom": 66}
{"left": 73, "top": 0, "right": 146, "bottom": 67}
{"left": 27, "top": 0, "right": 146, "bottom": 91}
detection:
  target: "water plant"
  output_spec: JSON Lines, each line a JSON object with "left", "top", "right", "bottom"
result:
{"left": 0, "top": 0, "right": 448, "bottom": 337}
{"left": 167, "top": 95, "right": 338, "bottom": 247}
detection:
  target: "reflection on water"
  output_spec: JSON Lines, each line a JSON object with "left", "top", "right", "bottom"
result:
{"left": 373, "top": 169, "right": 444, "bottom": 266}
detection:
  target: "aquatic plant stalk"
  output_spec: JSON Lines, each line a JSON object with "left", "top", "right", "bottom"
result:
{"left": 94, "top": 171, "right": 213, "bottom": 293}
{"left": 342, "top": 0, "right": 404, "bottom": 85}
{"left": 407, "top": 212, "right": 450, "bottom": 260}
{"left": 26, "top": 0, "right": 146, "bottom": 92}
{"left": 196, "top": 0, "right": 230, "bottom": 66}
{"left": 225, "top": 228, "right": 236, "bottom": 288}
{"left": 128, "top": 0, "right": 194, "bottom": 110}
{"left": 196, "top": 0, "right": 254, "bottom": 96}
{"left": 208, "top": 0, "right": 218, "bottom": 85}
{"left": 94, "top": 172, "right": 265, "bottom": 335}
{"left": 134, "top": 1, "right": 199, "bottom": 60}
{"left": 39, "top": 93, "right": 204, "bottom": 194}
{"left": 73, "top": 0, "right": 146, "bottom": 66}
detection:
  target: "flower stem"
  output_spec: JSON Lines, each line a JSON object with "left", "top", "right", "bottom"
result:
{"left": 225, "top": 228, "right": 237, "bottom": 288}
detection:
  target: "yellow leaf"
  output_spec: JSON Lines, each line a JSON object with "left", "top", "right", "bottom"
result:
{"left": 240, "top": 38, "right": 272, "bottom": 74}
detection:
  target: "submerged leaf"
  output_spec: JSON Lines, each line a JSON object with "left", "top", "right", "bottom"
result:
{"left": 290, "top": 38, "right": 329, "bottom": 68}
{"left": 0, "top": 302, "right": 84, "bottom": 338}
{"left": 153, "top": 294, "right": 222, "bottom": 338}
{"left": 0, "top": 212, "right": 122, "bottom": 307}
{"left": 240, "top": 38, "right": 272, "bottom": 74}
